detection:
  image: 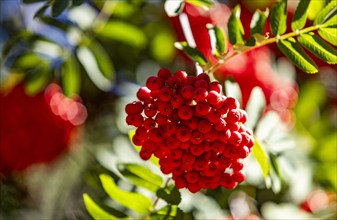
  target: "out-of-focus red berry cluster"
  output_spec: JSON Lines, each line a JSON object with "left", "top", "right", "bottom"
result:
{"left": 0, "top": 83, "right": 87, "bottom": 174}
{"left": 125, "top": 69, "right": 254, "bottom": 193}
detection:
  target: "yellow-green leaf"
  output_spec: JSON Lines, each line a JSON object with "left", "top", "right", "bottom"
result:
{"left": 174, "top": 42, "right": 207, "bottom": 66}
{"left": 318, "top": 27, "right": 337, "bottom": 46}
{"left": 250, "top": 9, "right": 269, "bottom": 35}
{"left": 83, "top": 194, "right": 117, "bottom": 220}
{"left": 298, "top": 33, "right": 337, "bottom": 64}
{"left": 270, "top": 0, "right": 287, "bottom": 36}
{"left": 277, "top": 37, "right": 318, "bottom": 73}
{"left": 62, "top": 56, "right": 80, "bottom": 97}
{"left": 314, "top": 0, "right": 337, "bottom": 25}
{"left": 99, "top": 174, "right": 152, "bottom": 214}
{"left": 228, "top": 5, "right": 244, "bottom": 45}
{"left": 291, "top": 0, "right": 311, "bottom": 31}
{"left": 252, "top": 137, "right": 270, "bottom": 178}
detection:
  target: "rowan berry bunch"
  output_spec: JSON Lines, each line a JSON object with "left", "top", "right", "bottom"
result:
{"left": 125, "top": 68, "right": 254, "bottom": 193}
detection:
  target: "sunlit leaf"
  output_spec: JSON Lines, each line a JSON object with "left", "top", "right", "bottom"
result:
{"left": 151, "top": 205, "right": 184, "bottom": 219}
{"left": 97, "top": 21, "right": 147, "bottom": 49}
{"left": 318, "top": 27, "right": 337, "bottom": 46}
{"left": 156, "top": 184, "right": 181, "bottom": 205}
{"left": 291, "top": 0, "right": 311, "bottom": 31}
{"left": 245, "top": 87, "right": 266, "bottom": 130}
{"left": 51, "top": 0, "right": 69, "bottom": 17}
{"left": 99, "top": 174, "right": 152, "bottom": 214}
{"left": 87, "top": 40, "right": 115, "bottom": 81}
{"left": 213, "top": 26, "right": 227, "bottom": 55}
{"left": 227, "top": 5, "right": 244, "bottom": 45}
{"left": 252, "top": 137, "right": 270, "bottom": 178}
{"left": 24, "top": 66, "right": 49, "bottom": 96}
{"left": 186, "top": 0, "right": 213, "bottom": 8}
{"left": 62, "top": 56, "right": 80, "bottom": 97}
{"left": 83, "top": 194, "right": 119, "bottom": 220}
{"left": 307, "top": 0, "right": 325, "bottom": 20}
{"left": 314, "top": 0, "right": 337, "bottom": 25}
{"left": 270, "top": 0, "right": 287, "bottom": 36}
{"left": 324, "top": 14, "right": 337, "bottom": 26}
{"left": 164, "top": 0, "right": 184, "bottom": 17}
{"left": 298, "top": 33, "right": 337, "bottom": 64}
{"left": 174, "top": 42, "right": 207, "bottom": 66}
{"left": 250, "top": 9, "right": 269, "bottom": 35}
{"left": 151, "top": 29, "right": 176, "bottom": 63}
{"left": 277, "top": 37, "right": 318, "bottom": 73}
{"left": 119, "top": 163, "right": 163, "bottom": 192}
{"left": 77, "top": 46, "right": 112, "bottom": 91}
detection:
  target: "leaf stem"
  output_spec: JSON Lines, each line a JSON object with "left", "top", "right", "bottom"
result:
{"left": 209, "top": 23, "right": 327, "bottom": 73}
{"left": 151, "top": 178, "right": 171, "bottom": 211}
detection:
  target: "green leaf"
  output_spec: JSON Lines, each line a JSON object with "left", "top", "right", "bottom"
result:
{"left": 128, "top": 130, "right": 159, "bottom": 166}
{"left": 87, "top": 40, "right": 115, "bottom": 81}
{"left": 227, "top": 5, "right": 244, "bottom": 45}
{"left": 291, "top": 0, "right": 311, "bottom": 31}
{"left": 83, "top": 194, "right": 117, "bottom": 220}
{"left": 62, "top": 56, "right": 81, "bottom": 97}
{"left": 51, "top": 0, "right": 69, "bottom": 17}
{"left": 174, "top": 42, "right": 207, "bottom": 66}
{"left": 72, "top": 0, "right": 84, "bottom": 6}
{"left": 119, "top": 163, "right": 163, "bottom": 192}
{"left": 325, "top": 14, "right": 337, "bottom": 26}
{"left": 270, "top": 0, "right": 287, "bottom": 36}
{"left": 250, "top": 9, "right": 269, "bottom": 35}
{"left": 33, "top": 4, "right": 49, "bottom": 18}
{"left": 213, "top": 26, "right": 227, "bottom": 55}
{"left": 318, "top": 27, "right": 337, "bottom": 46}
{"left": 314, "top": 0, "right": 337, "bottom": 25}
{"left": 307, "top": 0, "right": 325, "bottom": 20}
{"left": 77, "top": 46, "right": 112, "bottom": 91}
{"left": 24, "top": 66, "right": 49, "bottom": 96}
{"left": 156, "top": 184, "right": 181, "bottom": 205}
{"left": 252, "top": 137, "right": 270, "bottom": 178}
{"left": 186, "top": 0, "right": 213, "bottom": 8}
{"left": 152, "top": 205, "right": 184, "bottom": 220}
{"left": 99, "top": 174, "right": 152, "bottom": 214}
{"left": 277, "top": 37, "right": 318, "bottom": 73}
{"left": 97, "top": 21, "right": 147, "bottom": 49}
{"left": 298, "top": 32, "right": 337, "bottom": 64}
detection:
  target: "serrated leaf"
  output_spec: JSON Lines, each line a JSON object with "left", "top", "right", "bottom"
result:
{"left": 252, "top": 137, "right": 270, "bottom": 178}
{"left": 245, "top": 87, "right": 266, "bottom": 130}
{"left": 51, "top": 0, "right": 69, "bottom": 17}
{"left": 298, "top": 33, "right": 337, "bottom": 64}
{"left": 291, "top": 0, "right": 311, "bottom": 31}
{"left": 83, "top": 194, "right": 118, "bottom": 220}
{"left": 325, "top": 14, "right": 337, "bottom": 26}
{"left": 119, "top": 163, "right": 163, "bottom": 192}
{"left": 318, "top": 27, "right": 337, "bottom": 46}
{"left": 277, "top": 37, "right": 318, "bottom": 73}
{"left": 174, "top": 42, "right": 207, "bottom": 66}
{"left": 250, "top": 9, "right": 269, "bottom": 35}
{"left": 62, "top": 56, "right": 80, "bottom": 97}
{"left": 270, "top": 0, "right": 287, "bottom": 36}
{"left": 72, "top": 0, "right": 84, "bottom": 6}
{"left": 227, "top": 5, "right": 244, "bottom": 45}
{"left": 87, "top": 40, "right": 115, "bottom": 81}
{"left": 128, "top": 130, "right": 160, "bottom": 166}
{"left": 314, "top": 0, "right": 337, "bottom": 25}
{"left": 77, "top": 46, "right": 112, "bottom": 91}
{"left": 33, "top": 4, "right": 49, "bottom": 18}
{"left": 213, "top": 26, "right": 227, "bottom": 55}
{"left": 97, "top": 21, "right": 147, "bottom": 49}
{"left": 99, "top": 174, "right": 152, "bottom": 214}
{"left": 156, "top": 184, "right": 181, "bottom": 205}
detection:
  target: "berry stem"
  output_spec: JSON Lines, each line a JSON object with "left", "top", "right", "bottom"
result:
{"left": 208, "top": 23, "right": 328, "bottom": 74}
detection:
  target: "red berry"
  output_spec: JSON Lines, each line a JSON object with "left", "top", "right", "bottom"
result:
{"left": 157, "top": 68, "right": 171, "bottom": 80}
{"left": 194, "top": 87, "right": 208, "bottom": 102}
{"left": 176, "top": 126, "right": 192, "bottom": 142}
{"left": 137, "top": 87, "right": 151, "bottom": 101}
{"left": 198, "top": 119, "right": 212, "bottom": 133}
{"left": 178, "top": 105, "right": 193, "bottom": 120}
{"left": 146, "top": 76, "right": 164, "bottom": 91}
{"left": 180, "top": 85, "right": 195, "bottom": 100}
{"left": 158, "top": 86, "right": 173, "bottom": 102}
{"left": 171, "top": 94, "right": 184, "bottom": 108}
{"left": 209, "top": 81, "right": 222, "bottom": 93}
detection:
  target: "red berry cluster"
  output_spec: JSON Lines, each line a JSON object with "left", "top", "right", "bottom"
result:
{"left": 125, "top": 69, "right": 254, "bottom": 193}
